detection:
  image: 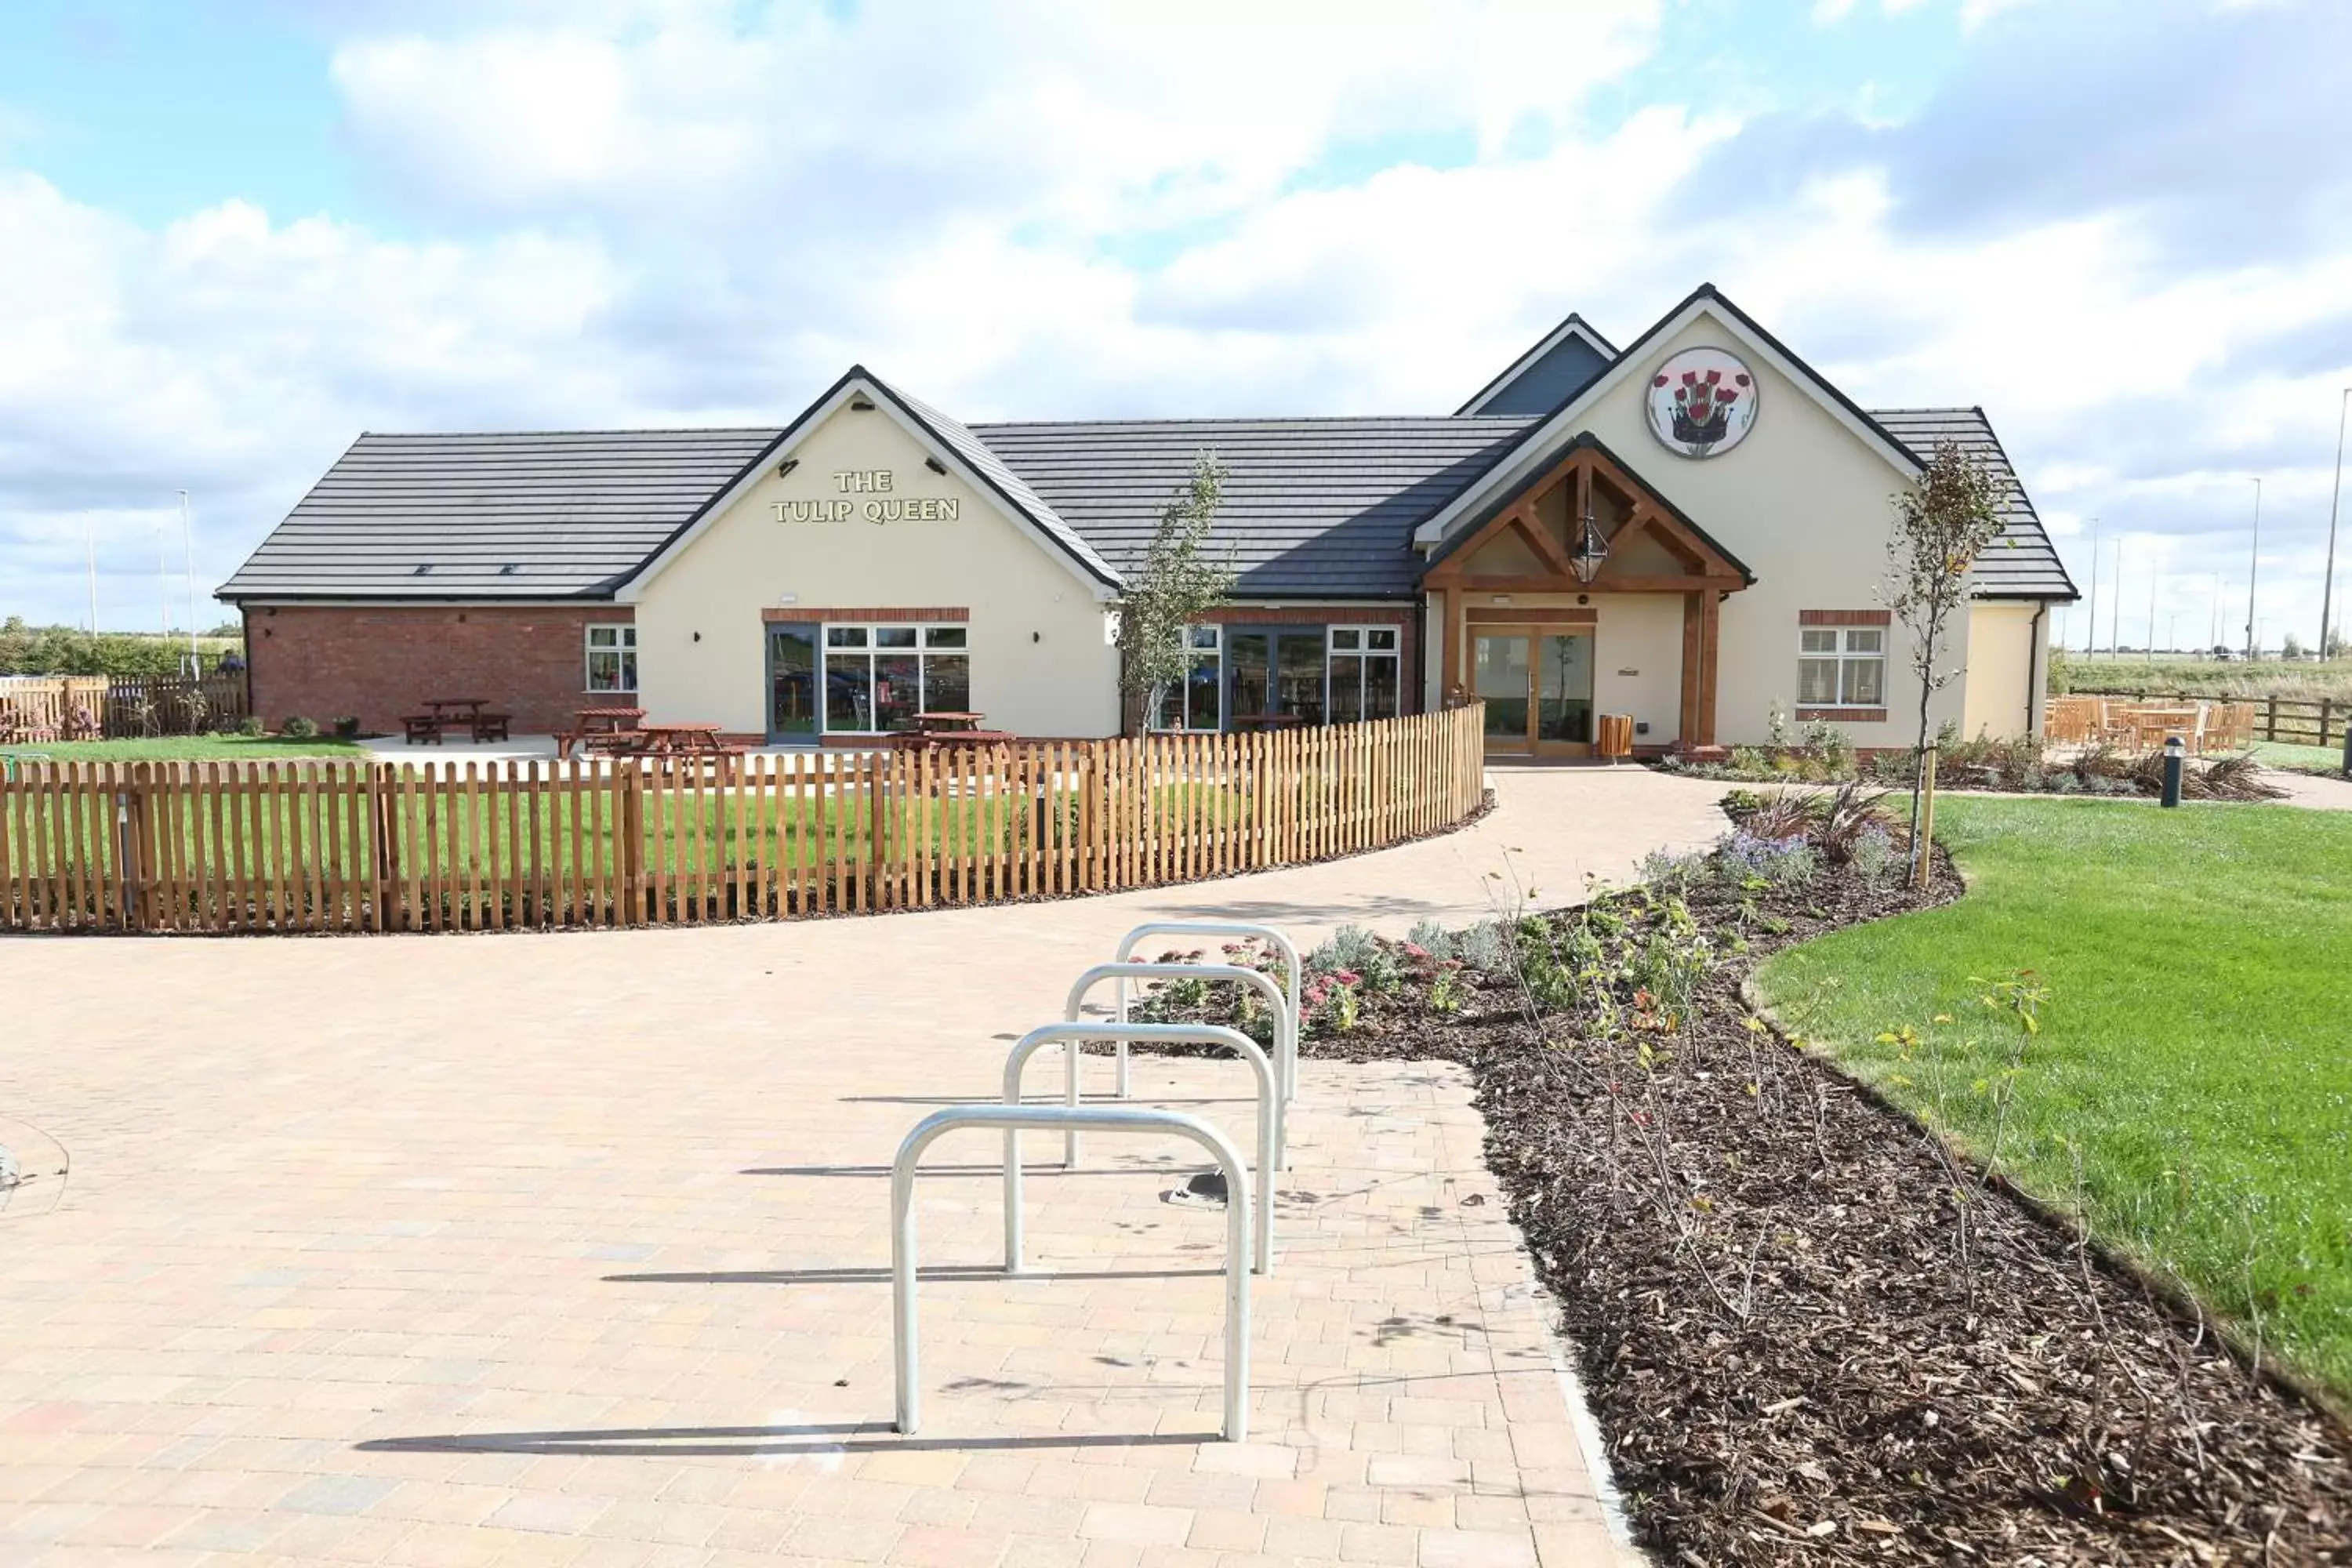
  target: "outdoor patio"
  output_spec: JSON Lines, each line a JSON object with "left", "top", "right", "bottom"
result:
{"left": 0, "top": 767, "right": 1726, "bottom": 1567}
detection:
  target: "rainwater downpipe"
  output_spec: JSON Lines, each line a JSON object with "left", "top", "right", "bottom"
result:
{"left": 2025, "top": 601, "right": 2048, "bottom": 736}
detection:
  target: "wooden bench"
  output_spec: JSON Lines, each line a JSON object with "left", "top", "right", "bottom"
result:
{"left": 401, "top": 713, "right": 446, "bottom": 745}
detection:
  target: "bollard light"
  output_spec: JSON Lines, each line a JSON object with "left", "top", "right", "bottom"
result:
{"left": 2161, "top": 735, "right": 2185, "bottom": 808}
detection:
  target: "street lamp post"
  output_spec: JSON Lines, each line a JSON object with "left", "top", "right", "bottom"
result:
{"left": 2245, "top": 478, "right": 2262, "bottom": 662}
{"left": 2085, "top": 517, "right": 2100, "bottom": 654}
{"left": 2324, "top": 389, "right": 2349, "bottom": 660}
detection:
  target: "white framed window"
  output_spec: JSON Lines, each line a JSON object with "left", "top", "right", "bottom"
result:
{"left": 1154, "top": 625, "right": 1224, "bottom": 731}
{"left": 1327, "top": 625, "right": 1401, "bottom": 724}
{"left": 585, "top": 624, "right": 637, "bottom": 692}
{"left": 1798, "top": 626, "right": 1886, "bottom": 706}
{"left": 821, "top": 622, "right": 970, "bottom": 732}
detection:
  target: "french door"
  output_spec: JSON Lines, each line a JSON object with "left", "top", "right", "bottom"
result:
{"left": 1471, "top": 629, "right": 1595, "bottom": 755}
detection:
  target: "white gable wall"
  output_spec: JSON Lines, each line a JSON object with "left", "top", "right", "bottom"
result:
{"left": 1562, "top": 312, "right": 1971, "bottom": 747}
{"left": 633, "top": 403, "right": 1120, "bottom": 737}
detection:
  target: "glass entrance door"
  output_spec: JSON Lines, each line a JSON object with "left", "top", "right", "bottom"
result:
{"left": 1472, "top": 633, "right": 1532, "bottom": 753}
{"left": 1536, "top": 633, "right": 1594, "bottom": 745}
{"left": 1471, "top": 628, "right": 1595, "bottom": 753}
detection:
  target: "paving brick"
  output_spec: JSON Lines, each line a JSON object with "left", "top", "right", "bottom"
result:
{"left": 0, "top": 771, "right": 1715, "bottom": 1568}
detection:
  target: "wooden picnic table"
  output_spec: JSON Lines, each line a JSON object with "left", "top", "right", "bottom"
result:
{"left": 554, "top": 706, "right": 648, "bottom": 759}
{"left": 405, "top": 696, "right": 510, "bottom": 744}
{"left": 633, "top": 722, "right": 738, "bottom": 757}
{"left": 1233, "top": 712, "right": 1307, "bottom": 732}
{"left": 914, "top": 710, "right": 985, "bottom": 731}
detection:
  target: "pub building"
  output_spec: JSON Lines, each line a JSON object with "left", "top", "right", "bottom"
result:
{"left": 222, "top": 283, "right": 2077, "bottom": 758}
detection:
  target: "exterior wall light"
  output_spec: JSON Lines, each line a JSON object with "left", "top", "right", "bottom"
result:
{"left": 1570, "top": 504, "right": 1609, "bottom": 584}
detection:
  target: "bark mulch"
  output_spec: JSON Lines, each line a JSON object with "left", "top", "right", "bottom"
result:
{"left": 1131, "top": 820, "right": 2350, "bottom": 1565}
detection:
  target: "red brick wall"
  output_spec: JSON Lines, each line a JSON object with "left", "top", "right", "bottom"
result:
{"left": 243, "top": 604, "right": 636, "bottom": 737}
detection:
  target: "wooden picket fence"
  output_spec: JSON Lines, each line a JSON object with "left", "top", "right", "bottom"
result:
{"left": 0, "top": 673, "right": 249, "bottom": 741}
{"left": 0, "top": 706, "right": 1486, "bottom": 935}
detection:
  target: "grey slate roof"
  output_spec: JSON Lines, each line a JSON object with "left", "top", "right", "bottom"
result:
{"left": 1869, "top": 408, "right": 2078, "bottom": 601}
{"left": 1455, "top": 316, "right": 1616, "bottom": 416}
{"left": 885, "top": 384, "right": 1121, "bottom": 589}
{"left": 219, "top": 388, "right": 2073, "bottom": 606}
{"left": 967, "top": 417, "right": 1532, "bottom": 597}
{"left": 219, "top": 428, "right": 782, "bottom": 599}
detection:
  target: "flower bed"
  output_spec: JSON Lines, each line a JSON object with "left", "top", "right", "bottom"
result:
{"left": 1654, "top": 725, "right": 2286, "bottom": 801}
{"left": 1131, "top": 792, "right": 2349, "bottom": 1562}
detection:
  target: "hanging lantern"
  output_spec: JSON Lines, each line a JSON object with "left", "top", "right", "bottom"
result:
{"left": 1570, "top": 503, "right": 1609, "bottom": 583}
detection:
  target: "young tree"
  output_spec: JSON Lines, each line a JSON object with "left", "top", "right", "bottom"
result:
{"left": 1884, "top": 438, "right": 2008, "bottom": 869}
{"left": 1117, "top": 450, "right": 1236, "bottom": 732}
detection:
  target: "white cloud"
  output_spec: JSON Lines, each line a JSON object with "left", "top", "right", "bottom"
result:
{"left": 1, "top": 0, "right": 2348, "bottom": 648}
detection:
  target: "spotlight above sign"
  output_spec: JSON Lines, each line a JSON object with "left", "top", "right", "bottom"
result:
{"left": 1645, "top": 348, "right": 1758, "bottom": 459}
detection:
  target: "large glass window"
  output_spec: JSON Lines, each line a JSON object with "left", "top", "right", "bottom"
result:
{"left": 1798, "top": 626, "right": 1886, "bottom": 706}
{"left": 1327, "top": 626, "right": 1400, "bottom": 724}
{"left": 822, "top": 623, "right": 971, "bottom": 732}
{"left": 585, "top": 624, "right": 637, "bottom": 692}
{"left": 1275, "top": 633, "right": 1326, "bottom": 725}
{"left": 768, "top": 626, "right": 818, "bottom": 738}
{"left": 1153, "top": 626, "right": 1223, "bottom": 731}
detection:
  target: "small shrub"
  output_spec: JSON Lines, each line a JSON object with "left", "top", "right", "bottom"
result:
{"left": 1848, "top": 825, "right": 1897, "bottom": 884}
{"left": 1454, "top": 920, "right": 1513, "bottom": 974}
{"left": 1636, "top": 847, "right": 1708, "bottom": 898}
{"left": 1718, "top": 829, "right": 1817, "bottom": 887}
{"left": 1405, "top": 919, "right": 1457, "bottom": 962}
{"left": 280, "top": 715, "right": 319, "bottom": 739}
{"left": 332, "top": 715, "right": 361, "bottom": 739}
{"left": 234, "top": 715, "right": 266, "bottom": 737}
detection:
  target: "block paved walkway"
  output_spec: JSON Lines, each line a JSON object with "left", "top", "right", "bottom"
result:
{"left": 0, "top": 765, "right": 1730, "bottom": 1568}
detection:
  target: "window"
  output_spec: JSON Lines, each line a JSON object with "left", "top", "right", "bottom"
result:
{"left": 586, "top": 624, "right": 637, "bottom": 692}
{"left": 822, "top": 623, "right": 969, "bottom": 732}
{"left": 1798, "top": 626, "right": 1886, "bottom": 706}
{"left": 1153, "top": 626, "right": 1223, "bottom": 731}
{"left": 1327, "top": 626, "right": 1400, "bottom": 724}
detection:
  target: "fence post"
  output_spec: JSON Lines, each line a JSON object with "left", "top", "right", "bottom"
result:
{"left": 114, "top": 777, "right": 139, "bottom": 931}
{"left": 2265, "top": 694, "right": 2279, "bottom": 742}
{"left": 2321, "top": 698, "right": 2335, "bottom": 750}
{"left": 619, "top": 765, "right": 645, "bottom": 927}
{"left": 867, "top": 749, "right": 887, "bottom": 907}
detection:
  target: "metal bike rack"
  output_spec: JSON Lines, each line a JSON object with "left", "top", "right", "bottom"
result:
{"left": 1001, "top": 1022, "right": 1278, "bottom": 1274}
{"left": 1064, "top": 963, "right": 1294, "bottom": 1160}
{"left": 1112, "top": 922, "right": 1302, "bottom": 1100}
{"left": 891, "top": 1104, "right": 1253, "bottom": 1441}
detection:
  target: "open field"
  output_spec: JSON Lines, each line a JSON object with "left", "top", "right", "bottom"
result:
{"left": 1756, "top": 796, "right": 2352, "bottom": 1404}
{"left": 2053, "top": 648, "right": 2352, "bottom": 700}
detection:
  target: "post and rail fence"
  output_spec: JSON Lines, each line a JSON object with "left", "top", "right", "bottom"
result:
{"left": 2067, "top": 688, "right": 2344, "bottom": 750}
{"left": 0, "top": 705, "right": 1485, "bottom": 935}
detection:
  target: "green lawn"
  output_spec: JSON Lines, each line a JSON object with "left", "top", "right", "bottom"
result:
{"left": 1, "top": 735, "right": 366, "bottom": 764}
{"left": 2256, "top": 739, "right": 2347, "bottom": 775}
{"left": 1755, "top": 797, "right": 2352, "bottom": 1403}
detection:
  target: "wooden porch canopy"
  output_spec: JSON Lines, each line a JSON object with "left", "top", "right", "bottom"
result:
{"left": 1420, "top": 432, "right": 1753, "bottom": 749}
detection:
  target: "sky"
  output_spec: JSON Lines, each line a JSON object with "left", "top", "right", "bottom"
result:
{"left": 2, "top": 0, "right": 2349, "bottom": 652}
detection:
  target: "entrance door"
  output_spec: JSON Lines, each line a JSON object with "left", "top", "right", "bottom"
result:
{"left": 1472, "top": 628, "right": 1595, "bottom": 755}
{"left": 1535, "top": 633, "right": 1595, "bottom": 748}
{"left": 766, "top": 623, "right": 819, "bottom": 744}
{"left": 1472, "top": 633, "right": 1532, "bottom": 753}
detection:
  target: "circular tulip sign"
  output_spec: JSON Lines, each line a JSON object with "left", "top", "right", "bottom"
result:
{"left": 1646, "top": 348, "right": 1758, "bottom": 459}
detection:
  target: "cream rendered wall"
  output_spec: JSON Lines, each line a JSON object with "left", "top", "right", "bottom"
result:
{"left": 1592, "top": 593, "right": 1683, "bottom": 746}
{"left": 1567, "top": 313, "right": 1973, "bottom": 748}
{"left": 1962, "top": 602, "right": 2042, "bottom": 739}
{"left": 631, "top": 405, "right": 1120, "bottom": 738}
